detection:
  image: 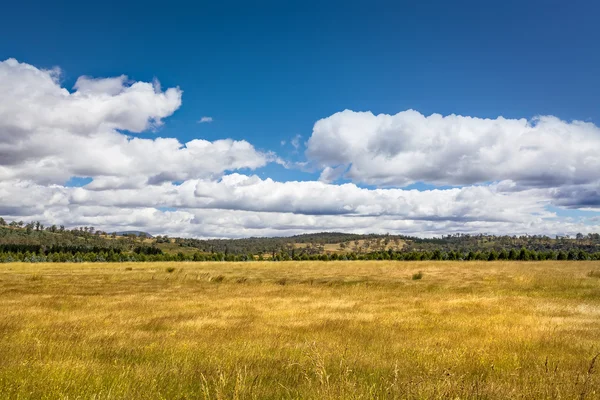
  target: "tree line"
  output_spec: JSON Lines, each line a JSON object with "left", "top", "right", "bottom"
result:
{"left": 2, "top": 218, "right": 600, "bottom": 262}
{"left": 2, "top": 247, "right": 600, "bottom": 263}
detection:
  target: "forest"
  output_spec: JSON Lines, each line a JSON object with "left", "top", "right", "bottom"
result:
{"left": 1, "top": 217, "right": 600, "bottom": 262}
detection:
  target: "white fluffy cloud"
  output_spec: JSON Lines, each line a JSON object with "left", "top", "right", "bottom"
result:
{"left": 2, "top": 175, "right": 546, "bottom": 224}
{"left": 306, "top": 110, "right": 600, "bottom": 188}
{"left": 193, "top": 174, "right": 548, "bottom": 222}
{"left": 0, "top": 59, "right": 180, "bottom": 139}
{"left": 0, "top": 58, "right": 269, "bottom": 185}
{"left": 1, "top": 58, "right": 599, "bottom": 237}
{"left": 2, "top": 175, "right": 599, "bottom": 238}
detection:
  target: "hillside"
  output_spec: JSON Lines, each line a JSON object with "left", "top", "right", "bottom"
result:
{"left": 163, "top": 231, "right": 600, "bottom": 257}
{"left": 2, "top": 219, "right": 600, "bottom": 261}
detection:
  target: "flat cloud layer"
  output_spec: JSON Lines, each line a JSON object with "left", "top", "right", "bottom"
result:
{"left": 1, "top": 58, "right": 599, "bottom": 237}
{"left": 1, "top": 174, "right": 598, "bottom": 238}
{"left": 194, "top": 174, "right": 548, "bottom": 222}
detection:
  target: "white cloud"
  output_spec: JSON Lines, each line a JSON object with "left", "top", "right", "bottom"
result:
{"left": 2, "top": 174, "right": 597, "bottom": 238}
{"left": 73, "top": 75, "right": 130, "bottom": 96}
{"left": 306, "top": 110, "right": 600, "bottom": 188}
{"left": 0, "top": 58, "right": 181, "bottom": 140}
{"left": 198, "top": 116, "right": 213, "bottom": 123}
{"left": 1, "top": 177, "right": 598, "bottom": 238}
{"left": 319, "top": 165, "right": 347, "bottom": 183}
{"left": 0, "top": 59, "right": 269, "bottom": 185}
{"left": 1, "top": 58, "right": 599, "bottom": 238}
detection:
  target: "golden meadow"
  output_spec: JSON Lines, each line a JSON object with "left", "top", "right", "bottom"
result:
{"left": 1, "top": 261, "right": 599, "bottom": 399}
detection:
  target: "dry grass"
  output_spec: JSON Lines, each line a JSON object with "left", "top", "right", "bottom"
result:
{"left": 293, "top": 238, "right": 405, "bottom": 254}
{"left": 0, "top": 261, "right": 599, "bottom": 399}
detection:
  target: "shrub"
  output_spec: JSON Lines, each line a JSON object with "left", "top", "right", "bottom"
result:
{"left": 412, "top": 271, "right": 423, "bottom": 280}
{"left": 124, "top": 267, "right": 133, "bottom": 271}
{"left": 166, "top": 267, "right": 176, "bottom": 273}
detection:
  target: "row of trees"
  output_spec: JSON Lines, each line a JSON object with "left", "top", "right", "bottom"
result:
{"left": 0, "top": 223, "right": 138, "bottom": 253}
{"left": 0, "top": 251, "right": 249, "bottom": 263}
{"left": 3, "top": 218, "right": 600, "bottom": 261}
{"left": 2, "top": 247, "right": 600, "bottom": 263}
{"left": 267, "top": 248, "right": 600, "bottom": 261}
{"left": 0, "top": 218, "right": 107, "bottom": 236}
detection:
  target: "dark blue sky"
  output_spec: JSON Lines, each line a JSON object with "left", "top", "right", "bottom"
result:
{"left": 2, "top": 0, "right": 599, "bottom": 182}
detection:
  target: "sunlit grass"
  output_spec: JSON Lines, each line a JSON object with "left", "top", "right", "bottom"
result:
{"left": 0, "top": 261, "right": 599, "bottom": 399}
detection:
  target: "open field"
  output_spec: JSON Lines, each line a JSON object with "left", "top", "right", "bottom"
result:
{"left": 1, "top": 261, "right": 599, "bottom": 399}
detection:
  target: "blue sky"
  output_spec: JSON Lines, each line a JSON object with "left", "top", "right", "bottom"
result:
{"left": 1, "top": 0, "right": 599, "bottom": 237}
{"left": 4, "top": 1, "right": 599, "bottom": 145}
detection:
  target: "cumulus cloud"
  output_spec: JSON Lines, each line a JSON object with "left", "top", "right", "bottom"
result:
{"left": 548, "top": 183, "right": 600, "bottom": 209}
{"left": 3, "top": 173, "right": 597, "bottom": 238}
{"left": 1, "top": 177, "right": 598, "bottom": 238}
{"left": 1, "top": 58, "right": 599, "bottom": 237}
{"left": 5, "top": 174, "right": 540, "bottom": 225}
{"left": 0, "top": 58, "right": 269, "bottom": 185}
{"left": 319, "top": 165, "right": 347, "bottom": 183}
{"left": 0, "top": 59, "right": 181, "bottom": 139}
{"left": 306, "top": 109, "right": 600, "bottom": 188}
{"left": 193, "top": 174, "right": 552, "bottom": 222}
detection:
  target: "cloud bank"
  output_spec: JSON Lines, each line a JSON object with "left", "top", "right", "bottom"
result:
{"left": 307, "top": 110, "right": 600, "bottom": 190}
{"left": 1, "top": 58, "right": 599, "bottom": 237}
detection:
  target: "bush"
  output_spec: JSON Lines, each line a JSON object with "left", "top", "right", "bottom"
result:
{"left": 166, "top": 267, "right": 176, "bottom": 273}
{"left": 412, "top": 271, "right": 423, "bottom": 280}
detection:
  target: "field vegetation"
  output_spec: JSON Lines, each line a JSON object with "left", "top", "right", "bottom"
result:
{"left": 1, "top": 261, "right": 599, "bottom": 399}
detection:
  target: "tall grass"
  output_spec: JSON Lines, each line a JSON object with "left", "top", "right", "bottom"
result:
{"left": 0, "top": 261, "right": 599, "bottom": 399}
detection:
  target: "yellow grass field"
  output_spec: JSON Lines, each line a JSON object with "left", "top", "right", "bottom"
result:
{"left": 1, "top": 261, "right": 599, "bottom": 399}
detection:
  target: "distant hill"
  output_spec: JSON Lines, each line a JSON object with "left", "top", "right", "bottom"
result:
{"left": 156, "top": 232, "right": 406, "bottom": 256}
{"left": 161, "top": 231, "right": 600, "bottom": 257}
{"left": 0, "top": 225, "right": 127, "bottom": 253}
{"left": 2, "top": 220, "right": 600, "bottom": 260}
